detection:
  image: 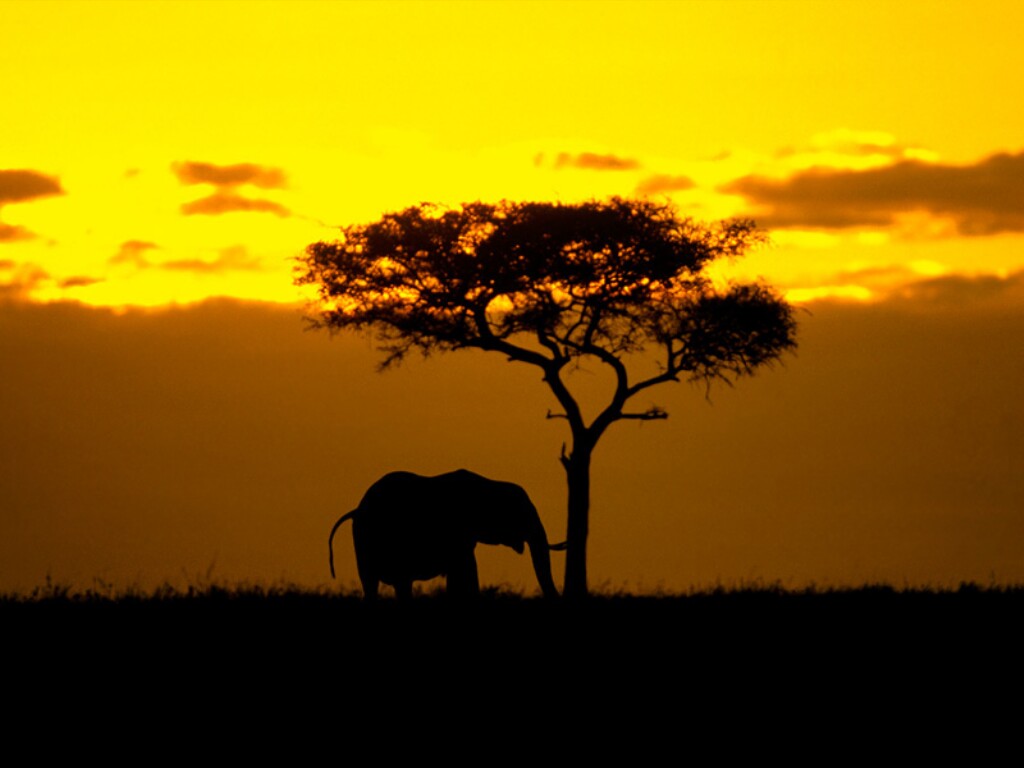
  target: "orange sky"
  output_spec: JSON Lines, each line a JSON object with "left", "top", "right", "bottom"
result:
{"left": 2, "top": 1, "right": 1022, "bottom": 593}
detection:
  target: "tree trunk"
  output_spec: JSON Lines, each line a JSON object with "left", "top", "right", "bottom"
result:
{"left": 562, "top": 437, "right": 593, "bottom": 599}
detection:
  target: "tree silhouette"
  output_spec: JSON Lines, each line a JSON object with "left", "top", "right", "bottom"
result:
{"left": 297, "top": 198, "right": 797, "bottom": 597}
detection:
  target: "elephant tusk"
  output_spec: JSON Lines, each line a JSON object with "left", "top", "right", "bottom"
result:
{"left": 548, "top": 541, "right": 568, "bottom": 551}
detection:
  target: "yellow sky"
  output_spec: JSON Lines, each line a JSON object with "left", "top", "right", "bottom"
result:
{"left": 3, "top": 0, "right": 1024, "bottom": 306}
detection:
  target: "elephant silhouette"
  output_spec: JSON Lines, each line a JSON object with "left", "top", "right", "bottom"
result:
{"left": 329, "top": 469, "right": 561, "bottom": 599}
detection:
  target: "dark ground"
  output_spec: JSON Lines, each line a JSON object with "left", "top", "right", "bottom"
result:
{"left": 5, "top": 585, "right": 1021, "bottom": 745}
{"left": 7, "top": 583, "right": 1021, "bottom": 667}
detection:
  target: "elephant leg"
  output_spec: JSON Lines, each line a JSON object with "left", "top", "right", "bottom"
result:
{"left": 357, "top": 562, "right": 380, "bottom": 601}
{"left": 446, "top": 549, "right": 480, "bottom": 598}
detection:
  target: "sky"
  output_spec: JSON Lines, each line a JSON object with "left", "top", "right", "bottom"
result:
{"left": 1, "top": 1, "right": 1022, "bottom": 593}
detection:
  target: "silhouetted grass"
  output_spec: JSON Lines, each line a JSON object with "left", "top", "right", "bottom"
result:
{"left": 7, "top": 577, "right": 1023, "bottom": 604}
{"left": 6, "top": 579, "right": 1022, "bottom": 631}
{"left": 7, "top": 580, "right": 1021, "bottom": 712}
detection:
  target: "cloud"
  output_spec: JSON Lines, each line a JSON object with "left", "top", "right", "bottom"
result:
{"left": 553, "top": 152, "right": 641, "bottom": 171}
{"left": 110, "top": 240, "right": 159, "bottom": 268}
{"left": 161, "top": 245, "right": 262, "bottom": 274}
{"left": 722, "top": 151, "right": 1024, "bottom": 235}
{"left": 0, "top": 261, "right": 102, "bottom": 298}
{"left": 0, "top": 263, "right": 49, "bottom": 302}
{"left": 0, "top": 170, "right": 64, "bottom": 205}
{"left": 776, "top": 129, "right": 903, "bottom": 159}
{"left": 180, "top": 192, "right": 291, "bottom": 217}
{"left": 782, "top": 262, "right": 1024, "bottom": 303}
{"left": 172, "top": 161, "right": 287, "bottom": 189}
{"left": 58, "top": 276, "right": 104, "bottom": 289}
{"left": 888, "top": 269, "right": 1024, "bottom": 308}
{"left": 635, "top": 174, "right": 696, "bottom": 195}
{"left": 0, "top": 223, "right": 36, "bottom": 242}
{"left": 0, "top": 170, "right": 64, "bottom": 243}
{"left": 110, "top": 241, "right": 262, "bottom": 274}
{"left": 773, "top": 130, "right": 938, "bottom": 169}
{"left": 789, "top": 265, "right": 1024, "bottom": 309}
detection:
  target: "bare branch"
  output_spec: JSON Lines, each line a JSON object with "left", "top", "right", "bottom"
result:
{"left": 619, "top": 406, "right": 669, "bottom": 421}
{"left": 627, "top": 370, "right": 682, "bottom": 398}
{"left": 543, "top": 364, "right": 587, "bottom": 435}
{"left": 559, "top": 442, "right": 570, "bottom": 470}
{"left": 536, "top": 329, "right": 566, "bottom": 361}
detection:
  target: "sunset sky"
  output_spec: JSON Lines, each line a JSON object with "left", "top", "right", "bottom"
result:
{"left": 2, "top": 1, "right": 1022, "bottom": 593}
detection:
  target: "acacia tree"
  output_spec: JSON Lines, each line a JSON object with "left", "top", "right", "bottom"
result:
{"left": 297, "top": 198, "right": 796, "bottom": 598}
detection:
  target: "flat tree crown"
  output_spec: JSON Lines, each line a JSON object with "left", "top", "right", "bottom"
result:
{"left": 297, "top": 198, "right": 796, "bottom": 386}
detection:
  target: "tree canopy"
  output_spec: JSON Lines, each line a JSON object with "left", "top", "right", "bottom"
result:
{"left": 298, "top": 198, "right": 797, "bottom": 597}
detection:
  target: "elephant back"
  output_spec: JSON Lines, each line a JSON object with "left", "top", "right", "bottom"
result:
{"left": 353, "top": 471, "right": 473, "bottom": 583}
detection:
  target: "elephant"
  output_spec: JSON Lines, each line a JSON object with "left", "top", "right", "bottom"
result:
{"left": 329, "top": 469, "right": 561, "bottom": 599}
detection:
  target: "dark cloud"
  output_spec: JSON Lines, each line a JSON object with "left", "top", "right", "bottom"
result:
{"left": 161, "top": 245, "right": 262, "bottom": 274}
{"left": 802, "top": 267, "right": 1024, "bottom": 310}
{"left": 0, "top": 223, "right": 35, "bottom": 242}
{"left": 58, "top": 276, "right": 104, "bottom": 289}
{"left": 1, "top": 263, "right": 103, "bottom": 298}
{"left": 110, "top": 240, "right": 159, "bottom": 268}
{"left": 888, "top": 269, "right": 1024, "bottom": 308}
{"left": 722, "top": 151, "right": 1024, "bottom": 235}
{"left": 172, "top": 161, "right": 287, "bottom": 189}
{"left": 180, "top": 192, "right": 291, "bottom": 217}
{"left": 0, "top": 263, "right": 49, "bottom": 302}
{"left": 635, "top": 174, "right": 696, "bottom": 195}
{"left": 0, "top": 170, "right": 64, "bottom": 242}
{"left": 0, "top": 170, "right": 64, "bottom": 205}
{"left": 554, "top": 152, "right": 641, "bottom": 171}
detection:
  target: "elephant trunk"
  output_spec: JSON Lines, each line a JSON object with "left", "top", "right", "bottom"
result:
{"left": 526, "top": 530, "right": 560, "bottom": 599}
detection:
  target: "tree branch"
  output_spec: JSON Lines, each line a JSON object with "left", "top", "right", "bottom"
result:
{"left": 565, "top": 340, "right": 632, "bottom": 440}
{"left": 543, "top": 364, "right": 587, "bottom": 436}
{"left": 470, "top": 307, "right": 552, "bottom": 368}
{"left": 536, "top": 329, "right": 566, "bottom": 361}
{"left": 626, "top": 369, "right": 682, "bottom": 398}
{"left": 619, "top": 406, "right": 669, "bottom": 421}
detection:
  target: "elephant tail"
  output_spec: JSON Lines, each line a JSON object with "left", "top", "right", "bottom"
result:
{"left": 328, "top": 509, "right": 357, "bottom": 579}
